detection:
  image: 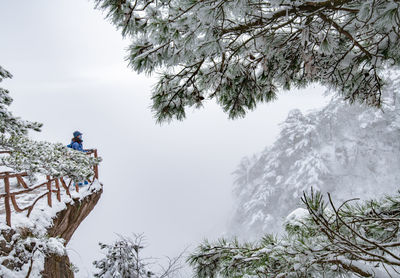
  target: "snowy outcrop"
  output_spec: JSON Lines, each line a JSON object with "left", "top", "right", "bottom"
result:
{"left": 43, "top": 186, "right": 102, "bottom": 278}
{"left": 230, "top": 75, "right": 400, "bottom": 239}
{"left": 0, "top": 182, "right": 102, "bottom": 278}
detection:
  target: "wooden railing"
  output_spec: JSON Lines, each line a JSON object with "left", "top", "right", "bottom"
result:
{"left": 0, "top": 149, "right": 99, "bottom": 227}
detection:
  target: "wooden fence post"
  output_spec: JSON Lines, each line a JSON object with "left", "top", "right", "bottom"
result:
{"left": 46, "top": 176, "right": 52, "bottom": 207}
{"left": 55, "top": 179, "right": 61, "bottom": 201}
{"left": 94, "top": 149, "right": 99, "bottom": 180}
{"left": 4, "top": 173, "right": 11, "bottom": 227}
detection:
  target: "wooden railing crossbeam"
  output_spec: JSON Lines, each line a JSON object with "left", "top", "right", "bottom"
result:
{"left": 59, "top": 178, "right": 71, "bottom": 197}
{"left": 10, "top": 195, "right": 27, "bottom": 213}
{"left": 0, "top": 172, "right": 28, "bottom": 179}
{"left": 27, "top": 192, "right": 47, "bottom": 217}
{"left": 8, "top": 180, "right": 54, "bottom": 196}
{"left": 16, "top": 176, "right": 29, "bottom": 189}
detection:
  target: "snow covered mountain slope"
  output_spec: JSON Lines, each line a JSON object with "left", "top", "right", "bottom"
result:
{"left": 230, "top": 76, "right": 400, "bottom": 239}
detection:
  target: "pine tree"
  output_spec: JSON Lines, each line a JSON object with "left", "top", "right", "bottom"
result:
{"left": 230, "top": 71, "right": 400, "bottom": 238}
{"left": 231, "top": 109, "right": 330, "bottom": 237}
{"left": 94, "top": 0, "right": 400, "bottom": 122}
{"left": 94, "top": 235, "right": 147, "bottom": 278}
{"left": 93, "top": 235, "right": 182, "bottom": 278}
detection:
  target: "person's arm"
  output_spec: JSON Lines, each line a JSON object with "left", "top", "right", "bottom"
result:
{"left": 71, "top": 142, "right": 83, "bottom": 151}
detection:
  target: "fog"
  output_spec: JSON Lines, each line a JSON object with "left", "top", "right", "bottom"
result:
{"left": 0, "top": 1, "right": 328, "bottom": 276}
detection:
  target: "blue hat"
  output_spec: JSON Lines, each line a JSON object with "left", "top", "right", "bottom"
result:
{"left": 73, "top": 131, "right": 83, "bottom": 137}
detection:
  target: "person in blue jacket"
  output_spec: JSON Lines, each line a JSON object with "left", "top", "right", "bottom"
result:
{"left": 68, "top": 131, "right": 89, "bottom": 186}
{"left": 68, "top": 131, "right": 88, "bottom": 152}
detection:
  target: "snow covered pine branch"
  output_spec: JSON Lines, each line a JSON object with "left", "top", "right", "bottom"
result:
{"left": 95, "top": 0, "right": 400, "bottom": 122}
{"left": 189, "top": 190, "right": 400, "bottom": 277}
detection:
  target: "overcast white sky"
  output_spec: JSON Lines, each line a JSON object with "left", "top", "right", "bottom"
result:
{"left": 1, "top": 1, "right": 328, "bottom": 276}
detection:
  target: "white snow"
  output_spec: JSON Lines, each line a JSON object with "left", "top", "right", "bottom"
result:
{"left": 285, "top": 208, "right": 309, "bottom": 226}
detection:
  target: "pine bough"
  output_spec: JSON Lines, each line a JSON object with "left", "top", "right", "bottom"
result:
{"left": 95, "top": 0, "right": 400, "bottom": 122}
{"left": 189, "top": 190, "right": 400, "bottom": 277}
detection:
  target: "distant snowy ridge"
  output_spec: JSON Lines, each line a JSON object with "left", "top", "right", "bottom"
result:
{"left": 230, "top": 73, "right": 400, "bottom": 239}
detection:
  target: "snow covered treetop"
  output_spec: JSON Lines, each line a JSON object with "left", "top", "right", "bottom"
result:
{"left": 0, "top": 66, "right": 42, "bottom": 135}
{"left": 0, "top": 66, "right": 12, "bottom": 81}
{"left": 96, "top": 0, "right": 400, "bottom": 122}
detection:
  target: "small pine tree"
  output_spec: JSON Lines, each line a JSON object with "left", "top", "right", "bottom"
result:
{"left": 94, "top": 235, "right": 146, "bottom": 278}
{"left": 94, "top": 234, "right": 182, "bottom": 278}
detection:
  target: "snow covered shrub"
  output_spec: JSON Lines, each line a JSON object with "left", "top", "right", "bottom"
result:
{"left": 0, "top": 228, "right": 66, "bottom": 278}
{"left": 0, "top": 136, "right": 99, "bottom": 181}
